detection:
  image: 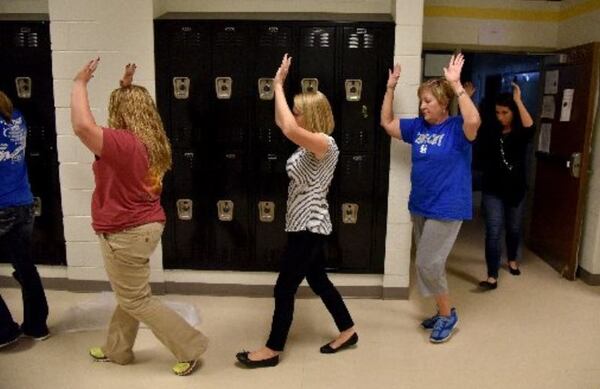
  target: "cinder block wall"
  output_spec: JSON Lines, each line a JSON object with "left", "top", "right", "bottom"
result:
{"left": 49, "top": 0, "right": 164, "bottom": 283}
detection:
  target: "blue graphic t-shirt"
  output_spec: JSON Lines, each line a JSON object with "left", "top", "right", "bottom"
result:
{"left": 400, "top": 116, "right": 472, "bottom": 221}
{"left": 0, "top": 110, "right": 33, "bottom": 208}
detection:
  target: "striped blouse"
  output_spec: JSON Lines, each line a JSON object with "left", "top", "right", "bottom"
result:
{"left": 285, "top": 135, "right": 338, "bottom": 235}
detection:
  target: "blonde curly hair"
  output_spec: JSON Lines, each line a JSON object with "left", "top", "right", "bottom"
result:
{"left": 108, "top": 85, "right": 172, "bottom": 192}
{"left": 293, "top": 91, "right": 335, "bottom": 135}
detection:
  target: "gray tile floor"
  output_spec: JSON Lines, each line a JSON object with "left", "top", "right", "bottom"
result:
{"left": 1, "top": 218, "right": 600, "bottom": 389}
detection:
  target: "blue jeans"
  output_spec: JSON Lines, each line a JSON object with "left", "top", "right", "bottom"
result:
{"left": 482, "top": 194, "right": 525, "bottom": 279}
{"left": 0, "top": 204, "right": 49, "bottom": 339}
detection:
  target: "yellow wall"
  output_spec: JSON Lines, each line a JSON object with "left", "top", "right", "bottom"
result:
{"left": 423, "top": 0, "right": 600, "bottom": 50}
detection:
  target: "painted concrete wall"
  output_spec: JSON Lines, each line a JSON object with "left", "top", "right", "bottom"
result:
{"left": 558, "top": 0, "right": 600, "bottom": 48}
{"left": 0, "top": 0, "right": 47, "bottom": 13}
{"left": 49, "top": 0, "right": 162, "bottom": 282}
{"left": 422, "top": 0, "right": 561, "bottom": 49}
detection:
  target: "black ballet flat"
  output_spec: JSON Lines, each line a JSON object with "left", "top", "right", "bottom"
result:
{"left": 320, "top": 332, "right": 358, "bottom": 354}
{"left": 508, "top": 266, "right": 521, "bottom": 276}
{"left": 478, "top": 280, "right": 498, "bottom": 291}
{"left": 236, "top": 351, "right": 279, "bottom": 368}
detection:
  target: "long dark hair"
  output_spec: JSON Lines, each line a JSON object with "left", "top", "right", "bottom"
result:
{"left": 494, "top": 93, "right": 522, "bottom": 131}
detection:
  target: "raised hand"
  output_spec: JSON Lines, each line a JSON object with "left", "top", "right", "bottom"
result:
{"left": 512, "top": 82, "right": 522, "bottom": 102}
{"left": 74, "top": 58, "right": 100, "bottom": 83}
{"left": 464, "top": 81, "right": 476, "bottom": 98}
{"left": 120, "top": 63, "right": 137, "bottom": 88}
{"left": 443, "top": 53, "right": 464, "bottom": 84}
{"left": 387, "top": 64, "right": 401, "bottom": 90}
{"left": 274, "top": 54, "right": 292, "bottom": 86}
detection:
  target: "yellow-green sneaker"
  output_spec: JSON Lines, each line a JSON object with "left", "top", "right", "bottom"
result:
{"left": 172, "top": 360, "right": 197, "bottom": 376}
{"left": 89, "top": 347, "right": 110, "bottom": 362}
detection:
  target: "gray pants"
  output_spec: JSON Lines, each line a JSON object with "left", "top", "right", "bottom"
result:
{"left": 412, "top": 215, "right": 462, "bottom": 297}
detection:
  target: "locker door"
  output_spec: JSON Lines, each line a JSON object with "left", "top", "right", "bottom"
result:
{"left": 339, "top": 26, "right": 379, "bottom": 153}
{"left": 204, "top": 23, "right": 252, "bottom": 269}
{"left": 0, "top": 20, "right": 65, "bottom": 265}
{"left": 335, "top": 154, "right": 374, "bottom": 271}
{"left": 297, "top": 26, "right": 336, "bottom": 98}
{"left": 253, "top": 24, "right": 295, "bottom": 270}
{"left": 156, "top": 22, "right": 212, "bottom": 269}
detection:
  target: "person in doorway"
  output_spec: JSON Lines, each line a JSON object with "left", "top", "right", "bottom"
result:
{"left": 70, "top": 59, "right": 208, "bottom": 375}
{"left": 380, "top": 54, "right": 481, "bottom": 343}
{"left": 236, "top": 54, "right": 357, "bottom": 368}
{"left": 478, "top": 83, "right": 534, "bottom": 291}
{"left": 0, "top": 91, "right": 50, "bottom": 349}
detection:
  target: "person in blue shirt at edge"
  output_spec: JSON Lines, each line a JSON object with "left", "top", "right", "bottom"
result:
{"left": 0, "top": 90, "right": 50, "bottom": 349}
{"left": 380, "top": 53, "right": 481, "bottom": 343}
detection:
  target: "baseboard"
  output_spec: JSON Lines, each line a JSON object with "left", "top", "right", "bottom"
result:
{"left": 0, "top": 276, "right": 409, "bottom": 299}
{"left": 578, "top": 267, "right": 600, "bottom": 286}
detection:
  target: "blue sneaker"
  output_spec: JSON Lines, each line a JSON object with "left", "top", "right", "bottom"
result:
{"left": 430, "top": 309, "right": 458, "bottom": 343}
{"left": 420, "top": 308, "right": 456, "bottom": 330}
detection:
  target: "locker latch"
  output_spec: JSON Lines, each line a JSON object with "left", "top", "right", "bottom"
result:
{"left": 15, "top": 77, "right": 32, "bottom": 99}
{"left": 258, "top": 78, "right": 274, "bottom": 100}
{"left": 176, "top": 199, "right": 193, "bottom": 220}
{"left": 173, "top": 77, "right": 190, "bottom": 99}
{"left": 345, "top": 79, "right": 362, "bottom": 101}
{"left": 217, "top": 200, "right": 234, "bottom": 221}
{"left": 258, "top": 201, "right": 275, "bottom": 222}
{"left": 301, "top": 78, "right": 319, "bottom": 93}
{"left": 342, "top": 203, "right": 359, "bottom": 224}
{"left": 33, "top": 196, "right": 42, "bottom": 217}
{"left": 215, "top": 77, "right": 233, "bottom": 99}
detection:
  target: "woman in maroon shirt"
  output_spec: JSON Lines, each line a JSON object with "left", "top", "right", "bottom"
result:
{"left": 70, "top": 59, "right": 208, "bottom": 376}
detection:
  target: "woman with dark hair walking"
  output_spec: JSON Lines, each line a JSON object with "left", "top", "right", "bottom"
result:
{"left": 478, "top": 82, "right": 534, "bottom": 290}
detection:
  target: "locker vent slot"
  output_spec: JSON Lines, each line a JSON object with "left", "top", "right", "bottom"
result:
{"left": 347, "top": 28, "right": 374, "bottom": 49}
{"left": 259, "top": 28, "right": 290, "bottom": 47}
{"left": 303, "top": 29, "right": 330, "bottom": 48}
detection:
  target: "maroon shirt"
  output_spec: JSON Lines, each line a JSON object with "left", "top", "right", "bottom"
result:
{"left": 91, "top": 128, "right": 165, "bottom": 233}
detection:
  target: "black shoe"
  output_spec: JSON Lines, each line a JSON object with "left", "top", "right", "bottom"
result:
{"left": 0, "top": 329, "right": 22, "bottom": 349}
{"left": 236, "top": 351, "right": 279, "bottom": 368}
{"left": 22, "top": 325, "right": 50, "bottom": 341}
{"left": 478, "top": 280, "right": 498, "bottom": 291}
{"left": 508, "top": 266, "right": 521, "bottom": 276}
{"left": 320, "top": 332, "right": 358, "bottom": 354}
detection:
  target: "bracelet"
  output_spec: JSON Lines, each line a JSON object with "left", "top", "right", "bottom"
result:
{"left": 456, "top": 89, "right": 466, "bottom": 98}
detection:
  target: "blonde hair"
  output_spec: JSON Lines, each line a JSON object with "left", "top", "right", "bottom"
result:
{"left": 293, "top": 91, "right": 335, "bottom": 135}
{"left": 417, "top": 78, "right": 455, "bottom": 110}
{"left": 108, "top": 85, "right": 172, "bottom": 192}
{"left": 0, "top": 91, "right": 14, "bottom": 123}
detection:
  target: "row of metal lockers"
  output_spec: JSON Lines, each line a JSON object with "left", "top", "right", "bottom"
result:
{"left": 0, "top": 14, "right": 395, "bottom": 274}
{"left": 155, "top": 14, "right": 394, "bottom": 273}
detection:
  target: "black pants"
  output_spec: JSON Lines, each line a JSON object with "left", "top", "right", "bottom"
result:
{"left": 266, "top": 231, "right": 354, "bottom": 351}
{"left": 0, "top": 204, "right": 49, "bottom": 340}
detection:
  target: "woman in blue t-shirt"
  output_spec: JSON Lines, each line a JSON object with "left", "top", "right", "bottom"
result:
{"left": 0, "top": 90, "right": 50, "bottom": 348}
{"left": 380, "top": 54, "right": 481, "bottom": 343}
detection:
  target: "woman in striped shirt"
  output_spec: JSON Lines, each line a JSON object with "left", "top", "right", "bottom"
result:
{"left": 236, "top": 54, "right": 357, "bottom": 368}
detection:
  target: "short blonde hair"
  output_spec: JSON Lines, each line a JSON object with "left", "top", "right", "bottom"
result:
{"left": 108, "top": 85, "right": 172, "bottom": 192}
{"left": 0, "top": 91, "right": 14, "bottom": 123}
{"left": 293, "top": 91, "right": 334, "bottom": 135}
{"left": 417, "top": 78, "right": 455, "bottom": 110}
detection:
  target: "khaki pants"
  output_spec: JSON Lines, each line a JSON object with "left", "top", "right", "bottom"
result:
{"left": 98, "top": 222, "right": 208, "bottom": 364}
